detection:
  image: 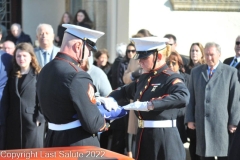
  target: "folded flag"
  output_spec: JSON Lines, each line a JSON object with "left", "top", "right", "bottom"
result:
{"left": 97, "top": 103, "right": 128, "bottom": 120}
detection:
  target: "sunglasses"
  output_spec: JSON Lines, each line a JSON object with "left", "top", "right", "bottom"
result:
{"left": 127, "top": 50, "right": 136, "bottom": 53}
{"left": 167, "top": 61, "right": 176, "bottom": 66}
{"left": 236, "top": 41, "right": 240, "bottom": 45}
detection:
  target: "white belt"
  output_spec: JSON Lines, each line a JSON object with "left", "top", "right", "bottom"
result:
{"left": 48, "top": 120, "right": 81, "bottom": 131}
{"left": 138, "top": 119, "right": 176, "bottom": 128}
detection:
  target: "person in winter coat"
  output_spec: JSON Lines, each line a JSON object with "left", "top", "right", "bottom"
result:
{"left": 5, "top": 43, "right": 45, "bottom": 149}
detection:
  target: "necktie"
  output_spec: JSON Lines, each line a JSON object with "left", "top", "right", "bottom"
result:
{"left": 43, "top": 51, "right": 47, "bottom": 66}
{"left": 231, "top": 58, "right": 238, "bottom": 67}
{"left": 209, "top": 68, "right": 213, "bottom": 79}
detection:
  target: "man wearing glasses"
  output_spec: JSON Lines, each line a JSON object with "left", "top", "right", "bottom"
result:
{"left": 223, "top": 35, "right": 240, "bottom": 81}
{"left": 37, "top": 24, "right": 118, "bottom": 147}
{"left": 164, "top": 34, "right": 189, "bottom": 66}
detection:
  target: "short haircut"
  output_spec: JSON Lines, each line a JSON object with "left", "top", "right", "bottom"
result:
{"left": 205, "top": 42, "right": 221, "bottom": 54}
{"left": 36, "top": 23, "right": 54, "bottom": 35}
{"left": 11, "top": 23, "right": 21, "bottom": 30}
{"left": 164, "top": 34, "right": 177, "bottom": 43}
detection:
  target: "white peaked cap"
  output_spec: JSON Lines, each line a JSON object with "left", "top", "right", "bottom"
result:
{"left": 62, "top": 24, "right": 104, "bottom": 43}
{"left": 130, "top": 37, "right": 169, "bottom": 51}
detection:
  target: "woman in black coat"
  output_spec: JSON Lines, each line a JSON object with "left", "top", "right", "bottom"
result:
{"left": 73, "top": 9, "right": 93, "bottom": 29}
{"left": 55, "top": 12, "right": 72, "bottom": 47}
{"left": 5, "top": 43, "right": 45, "bottom": 149}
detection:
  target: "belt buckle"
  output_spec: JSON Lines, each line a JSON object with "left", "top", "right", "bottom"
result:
{"left": 138, "top": 120, "right": 144, "bottom": 128}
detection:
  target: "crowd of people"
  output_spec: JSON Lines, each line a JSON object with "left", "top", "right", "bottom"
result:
{"left": 1, "top": 8, "right": 240, "bottom": 160}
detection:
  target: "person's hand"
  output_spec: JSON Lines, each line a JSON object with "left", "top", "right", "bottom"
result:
{"left": 187, "top": 122, "right": 196, "bottom": 130}
{"left": 131, "top": 68, "right": 142, "bottom": 80}
{"left": 96, "top": 97, "right": 118, "bottom": 111}
{"left": 123, "top": 101, "right": 151, "bottom": 111}
{"left": 228, "top": 124, "right": 237, "bottom": 133}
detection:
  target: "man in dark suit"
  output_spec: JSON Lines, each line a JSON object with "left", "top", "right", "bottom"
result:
{"left": 223, "top": 35, "right": 240, "bottom": 81}
{"left": 164, "top": 34, "right": 189, "bottom": 66}
{"left": 0, "top": 28, "right": 12, "bottom": 149}
{"left": 5, "top": 23, "right": 32, "bottom": 45}
{"left": 185, "top": 42, "right": 240, "bottom": 160}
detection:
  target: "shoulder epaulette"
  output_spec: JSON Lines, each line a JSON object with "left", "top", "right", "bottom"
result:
{"left": 69, "top": 62, "right": 81, "bottom": 72}
{"left": 162, "top": 68, "right": 174, "bottom": 76}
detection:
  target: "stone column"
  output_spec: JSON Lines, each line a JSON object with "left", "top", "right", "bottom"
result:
{"left": 82, "top": 0, "right": 108, "bottom": 55}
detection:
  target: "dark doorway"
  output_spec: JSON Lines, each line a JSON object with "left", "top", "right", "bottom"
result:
{"left": 0, "top": 0, "right": 22, "bottom": 31}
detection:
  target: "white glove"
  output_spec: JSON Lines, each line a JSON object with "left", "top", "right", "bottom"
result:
{"left": 96, "top": 97, "right": 118, "bottom": 111}
{"left": 123, "top": 101, "right": 149, "bottom": 111}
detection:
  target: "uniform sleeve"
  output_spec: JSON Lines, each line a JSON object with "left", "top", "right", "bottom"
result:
{"left": 185, "top": 72, "right": 196, "bottom": 123}
{"left": 70, "top": 72, "right": 105, "bottom": 134}
{"left": 228, "top": 69, "right": 240, "bottom": 126}
{"left": 108, "top": 81, "right": 136, "bottom": 102}
{"left": 151, "top": 75, "right": 190, "bottom": 112}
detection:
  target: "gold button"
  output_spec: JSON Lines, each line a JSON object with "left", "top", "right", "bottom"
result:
{"left": 154, "top": 71, "right": 157, "bottom": 75}
{"left": 140, "top": 91, "right": 142, "bottom": 95}
{"left": 145, "top": 85, "right": 147, "bottom": 89}
{"left": 138, "top": 116, "right": 141, "bottom": 119}
{"left": 138, "top": 120, "right": 144, "bottom": 128}
{"left": 148, "top": 78, "right": 151, "bottom": 82}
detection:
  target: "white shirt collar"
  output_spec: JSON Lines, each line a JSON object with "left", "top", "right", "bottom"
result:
{"left": 208, "top": 61, "right": 219, "bottom": 70}
{"left": 234, "top": 56, "right": 240, "bottom": 62}
{"left": 41, "top": 46, "right": 53, "bottom": 55}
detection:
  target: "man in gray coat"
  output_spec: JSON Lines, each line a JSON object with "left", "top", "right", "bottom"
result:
{"left": 34, "top": 24, "right": 60, "bottom": 68}
{"left": 185, "top": 42, "right": 240, "bottom": 160}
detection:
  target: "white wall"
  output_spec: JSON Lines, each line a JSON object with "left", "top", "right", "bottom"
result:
{"left": 22, "top": 0, "right": 65, "bottom": 46}
{"left": 128, "top": 0, "right": 240, "bottom": 61}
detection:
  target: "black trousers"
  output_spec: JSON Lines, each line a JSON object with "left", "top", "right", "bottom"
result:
{"left": 100, "top": 129, "right": 111, "bottom": 149}
{"left": 0, "top": 125, "right": 6, "bottom": 150}
{"left": 187, "top": 128, "right": 201, "bottom": 160}
{"left": 110, "top": 116, "right": 128, "bottom": 154}
{"left": 201, "top": 156, "right": 227, "bottom": 160}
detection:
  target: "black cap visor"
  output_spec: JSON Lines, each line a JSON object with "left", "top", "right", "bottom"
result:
{"left": 133, "top": 49, "right": 157, "bottom": 60}
{"left": 85, "top": 39, "right": 97, "bottom": 52}
{"left": 65, "top": 31, "right": 97, "bottom": 52}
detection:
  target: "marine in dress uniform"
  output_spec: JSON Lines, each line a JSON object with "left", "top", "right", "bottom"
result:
{"left": 108, "top": 37, "right": 190, "bottom": 160}
{"left": 37, "top": 24, "right": 118, "bottom": 147}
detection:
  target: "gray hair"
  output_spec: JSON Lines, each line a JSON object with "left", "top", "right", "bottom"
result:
{"left": 116, "top": 43, "right": 127, "bottom": 57}
{"left": 205, "top": 42, "right": 221, "bottom": 54}
{"left": 36, "top": 23, "right": 54, "bottom": 35}
{"left": 11, "top": 23, "right": 21, "bottom": 30}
